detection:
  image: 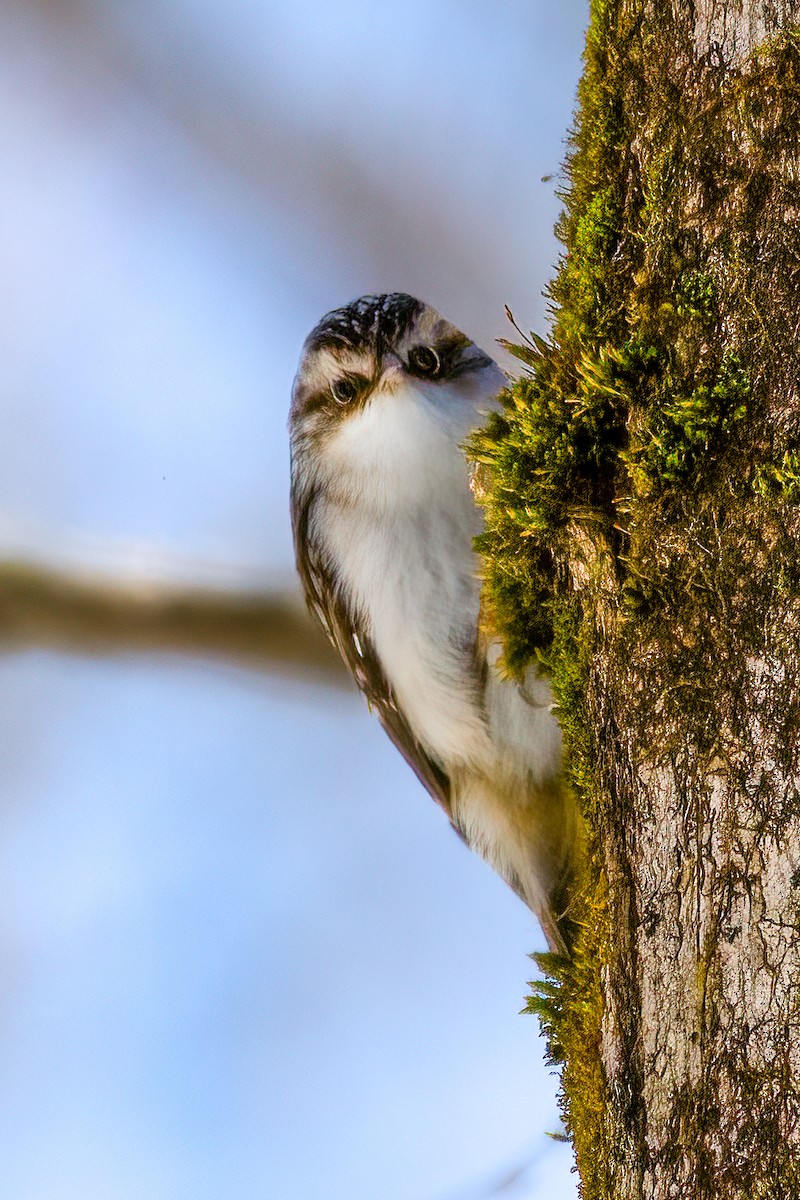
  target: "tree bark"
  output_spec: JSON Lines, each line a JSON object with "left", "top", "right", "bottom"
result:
{"left": 474, "top": 1, "right": 800, "bottom": 1195}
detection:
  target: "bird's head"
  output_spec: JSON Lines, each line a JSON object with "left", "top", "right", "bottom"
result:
{"left": 289, "top": 295, "right": 505, "bottom": 495}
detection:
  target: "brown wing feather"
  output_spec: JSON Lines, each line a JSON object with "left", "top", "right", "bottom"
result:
{"left": 293, "top": 487, "right": 453, "bottom": 818}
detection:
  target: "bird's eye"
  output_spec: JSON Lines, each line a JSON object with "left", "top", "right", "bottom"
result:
{"left": 331, "top": 377, "right": 359, "bottom": 405}
{"left": 407, "top": 345, "right": 441, "bottom": 377}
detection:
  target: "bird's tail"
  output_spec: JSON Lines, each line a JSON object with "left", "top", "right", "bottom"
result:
{"left": 451, "top": 769, "right": 582, "bottom": 954}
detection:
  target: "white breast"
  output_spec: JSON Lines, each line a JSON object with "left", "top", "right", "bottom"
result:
{"left": 317, "top": 381, "right": 493, "bottom": 768}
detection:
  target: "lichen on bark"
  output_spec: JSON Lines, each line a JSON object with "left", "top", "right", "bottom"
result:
{"left": 471, "top": 1, "right": 800, "bottom": 1196}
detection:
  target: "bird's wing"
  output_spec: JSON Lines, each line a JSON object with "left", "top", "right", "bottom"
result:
{"left": 293, "top": 489, "right": 453, "bottom": 818}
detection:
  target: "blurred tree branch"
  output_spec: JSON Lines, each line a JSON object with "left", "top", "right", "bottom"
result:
{"left": 0, "top": 559, "right": 346, "bottom": 687}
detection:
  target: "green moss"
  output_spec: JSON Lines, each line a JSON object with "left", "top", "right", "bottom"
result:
{"left": 623, "top": 347, "right": 751, "bottom": 493}
{"left": 525, "top": 871, "right": 610, "bottom": 1196}
{"left": 675, "top": 270, "right": 718, "bottom": 321}
{"left": 754, "top": 450, "right": 800, "bottom": 504}
{"left": 469, "top": 338, "right": 626, "bottom": 674}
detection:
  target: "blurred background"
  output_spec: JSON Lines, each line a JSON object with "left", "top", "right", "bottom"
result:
{"left": 0, "top": 2, "right": 588, "bottom": 1197}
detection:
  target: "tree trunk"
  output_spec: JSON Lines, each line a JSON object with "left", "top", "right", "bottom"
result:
{"left": 473, "top": 1, "right": 800, "bottom": 1195}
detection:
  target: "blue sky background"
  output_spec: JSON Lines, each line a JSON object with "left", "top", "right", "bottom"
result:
{"left": 0, "top": 2, "right": 588, "bottom": 1196}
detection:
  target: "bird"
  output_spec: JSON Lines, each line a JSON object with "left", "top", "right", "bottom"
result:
{"left": 289, "top": 293, "right": 577, "bottom": 952}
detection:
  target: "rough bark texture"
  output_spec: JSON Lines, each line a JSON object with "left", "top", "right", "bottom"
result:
{"left": 473, "top": 1, "right": 800, "bottom": 1196}
{"left": 596, "top": 7, "right": 800, "bottom": 1194}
